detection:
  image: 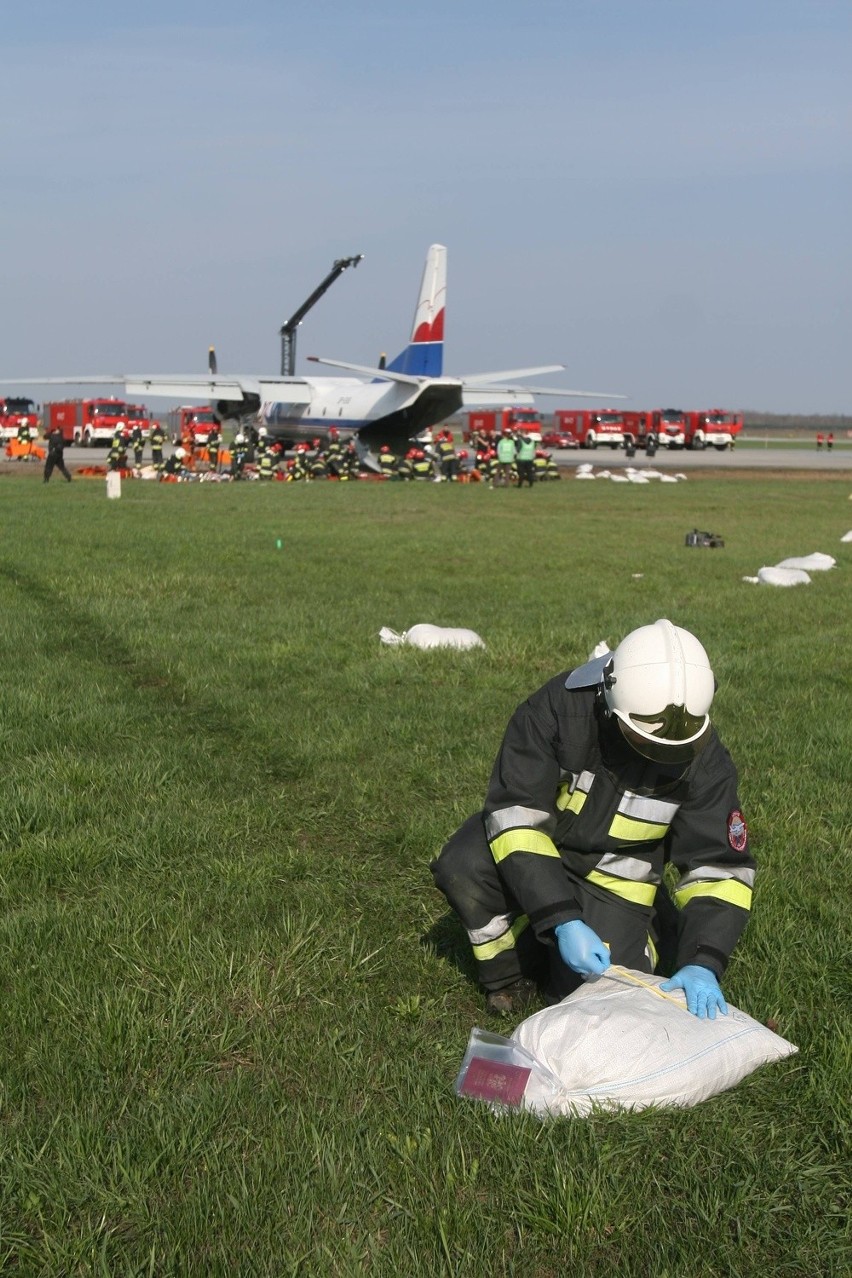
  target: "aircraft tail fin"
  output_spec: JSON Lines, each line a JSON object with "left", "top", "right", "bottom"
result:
{"left": 385, "top": 244, "right": 446, "bottom": 377}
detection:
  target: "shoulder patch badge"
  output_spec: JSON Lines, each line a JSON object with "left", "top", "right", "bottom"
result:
{"left": 727, "top": 809, "right": 748, "bottom": 852}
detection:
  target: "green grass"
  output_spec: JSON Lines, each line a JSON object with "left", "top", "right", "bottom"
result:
{"left": 1, "top": 472, "right": 850, "bottom": 1276}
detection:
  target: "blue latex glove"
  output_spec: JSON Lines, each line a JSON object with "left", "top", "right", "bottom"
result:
{"left": 554, "top": 920, "right": 611, "bottom": 976}
{"left": 661, "top": 965, "right": 728, "bottom": 1019}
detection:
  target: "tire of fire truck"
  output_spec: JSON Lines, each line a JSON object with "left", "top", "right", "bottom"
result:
{"left": 713, "top": 444, "right": 729, "bottom": 451}
{"left": 690, "top": 434, "right": 706, "bottom": 450}
{"left": 645, "top": 434, "right": 657, "bottom": 456}
{"left": 81, "top": 431, "right": 91, "bottom": 447}
{"left": 585, "top": 434, "right": 597, "bottom": 450}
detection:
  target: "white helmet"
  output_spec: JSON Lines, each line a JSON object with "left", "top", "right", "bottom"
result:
{"left": 605, "top": 619, "right": 714, "bottom": 763}
{"left": 175, "top": 447, "right": 186, "bottom": 459}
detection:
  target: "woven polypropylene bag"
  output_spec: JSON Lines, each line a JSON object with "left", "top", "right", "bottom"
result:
{"left": 510, "top": 967, "right": 797, "bottom": 1116}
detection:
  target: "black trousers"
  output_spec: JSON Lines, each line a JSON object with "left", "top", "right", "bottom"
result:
{"left": 516, "top": 460, "right": 535, "bottom": 487}
{"left": 431, "top": 811, "right": 663, "bottom": 997}
{"left": 43, "top": 457, "right": 72, "bottom": 483}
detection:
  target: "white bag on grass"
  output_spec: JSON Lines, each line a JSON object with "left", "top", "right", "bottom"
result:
{"left": 379, "top": 624, "right": 485, "bottom": 651}
{"left": 455, "top": 967, "right": 797, "bottom": 1118}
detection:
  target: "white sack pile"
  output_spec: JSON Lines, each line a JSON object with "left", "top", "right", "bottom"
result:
{"left": 574, "top": 465, "right": 685, "bottom": 483}
{"left": 455, "top": 967, "right": 797, "bottom": 1118}
{"left": 743, "top": 551, "right": 837, "bottom": 587}
{"left": 379, "top": 624, "right": 485, "bottom": 651}
{"left": 841, "top": 530, "right": 852, "bottom": 543}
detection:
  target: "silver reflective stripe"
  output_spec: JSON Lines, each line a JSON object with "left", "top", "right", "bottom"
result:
{"left": 595, "top": 853, "right": 661, "bottom": 884}
{"left": 575, "top": 770, "right": 596, "bottom": 794}
{"left": 677, "top": 865, "right": 756, "bottom": 889}
{"left": 468, "top": 912, "right": 516, "bottom": 946}
{"left": 485, "top": 805, "right": 553, "bottom": 839}
{"left": 618, "top": 791, "right": 681, "bottom": 824}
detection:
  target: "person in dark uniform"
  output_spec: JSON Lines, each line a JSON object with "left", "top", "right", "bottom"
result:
{"left": 432, "top": 620, "right": 755, "bottom": 1019}
{"left": 150, "top": 420, "right": 166, "bottom": 470}
{"left": 130, "top": 424, "right": 145, "bottom": 468}
{"left": 43, "top": 429, "right": 72, "bottom": 483}
{"left": 206, "top": 425, "right": 221, "bottom": 473}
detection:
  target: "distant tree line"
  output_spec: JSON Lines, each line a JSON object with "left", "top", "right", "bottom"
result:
{"left": 743, "top": 412, "right": 852, "bottom": 432}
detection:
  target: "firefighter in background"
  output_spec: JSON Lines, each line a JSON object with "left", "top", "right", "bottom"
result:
{"left": 108, "top": 429, "right": 126, "bottom": 471}
{"left": 411, "top": 449, "right": 433, "bottom": 480}
{"left": 43, "top": 428, "right": 72, "bottom": 484}
{"left": 308, "top": 446, "right": 328, "bottom": 480}
{"left": 495, "top": 430, "right": 516, "bottom": 487}
{"left": 206, "top": 424, "right": 221, "bottom": 472}
{"left": 17, "top": 418, "right": 35, "bottom": 454}
{"left": 231, "top": 433, "right": 249, "bottom": 479}
{"left": 150, "top": 420, "right": 166, "bottom": 470}
{"left": 436, "top": 430, "right": 459, "bottom": 481}
{"left": 432, "top": 620, "right": 755, "bottom": 1019}
{"left": 325, "top": 428, "right": 345, "bottom": 477}
{"left": 396, "top": 450, "right": 415, "bottom": 481}
{"left": 258, "top": 449, "right": 275, "bottom": 479}
{"left": 515, "top": 430, "right": 536, "bottom": 487}
{"left": 256, "top": 426, "right": 270, "bottom": 464}
{"left": 378, "top": 445, "right": 398, "bottom": 478}
{"left": 533, "top": 449, "right": 550, "bottom": 482}
{"left": 161, "top": 446, "right": 187, "bottom": 479}
{"left": 130, "top": 423, "right": 145, "bottom": 468}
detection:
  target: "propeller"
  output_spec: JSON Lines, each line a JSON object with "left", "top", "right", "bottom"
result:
{"left": 208, "top": 346, "right": 217, "bottom": 375}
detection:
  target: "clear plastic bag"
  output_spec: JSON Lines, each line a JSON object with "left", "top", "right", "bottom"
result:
{"left": 454, "top": 1027, "right": 567, "bottom": 1114}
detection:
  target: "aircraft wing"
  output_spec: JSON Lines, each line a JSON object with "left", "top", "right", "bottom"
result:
{"left": 306, "top": 356, "right": 425, "bottom": 387}
{"left": 461, "top": 365, "right": 566, "bottom": 384}
{"left": 462, "top": 384, "right": 627, "bottom": 404}
{"left": 0, "top": 373, "right": 312, "bottom": 401}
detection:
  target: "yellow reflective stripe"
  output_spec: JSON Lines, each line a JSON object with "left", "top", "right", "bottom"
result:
{"left": 608, "top": 814, "right": 670, "bottom": 843}
{"left": 490, "top": 829, "right": 561, "bottom": 864}
{"left": 645, "top": 933, "right": 659, "bottom": 969}
{"left": 586, "top": 870, "right": 658, "bottom": 906}
{"left": 472, "top": 914, "right": 530, "bottom": 961}
{"left": 675, "top": 879, "right": 753, "bottom": 912}
{"left": 556, "top": 783, "right": 588, "bottom": 814}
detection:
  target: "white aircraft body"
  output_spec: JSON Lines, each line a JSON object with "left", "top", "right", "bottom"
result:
{"left": 2, "top": 245, "right": 622, "bottom": 459}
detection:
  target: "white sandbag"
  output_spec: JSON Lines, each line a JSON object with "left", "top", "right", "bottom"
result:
{"left": 626, "top": 473, "right": 650, "bottom": 483}
{"left": 841, "top": 530, "right": 852, "bottom": 543}
{"left": 508, "top": 967, "right": 797, "bottom": 1117}
{"left": 379, "top": 624, "right": 485, "bottom": 651}
{"left": 774, "top": 553, "right": 836, "bottom": 572}
{"left": 574, "top": 471, "right": 596, "bottom": 480}
{"left": 757, "top": 566, "right": 811, "bottom": 587}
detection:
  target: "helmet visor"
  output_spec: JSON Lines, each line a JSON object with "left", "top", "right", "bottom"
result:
{"left": 615, "top": 705, "right": 711, "bottom": 764}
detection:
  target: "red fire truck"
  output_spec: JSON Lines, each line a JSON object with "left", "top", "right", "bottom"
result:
{"left": 645, "top": 408, "right": 689, "bottom": 449}
{"left": 165, "top": 405, "right": 219, "bottom": 446}
{"left": 44, "top": 397, "right": 130, "bottom": 446}
{"left": 125, "top": 404, "right": 153, "bottom": 440}
{"left": 0, "top": 396, "right": 40, "bottom": 443}
{"left": 554, "top": 409, "right": 630, "bottom": 450}
{"left": 464, "top": 406, "right": 543, "bottom": 443}
{"left": 684, "top": 409, "right": 743, "bottom": 450}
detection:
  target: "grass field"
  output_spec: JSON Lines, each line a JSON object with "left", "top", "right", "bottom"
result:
{"left": 1, "top": 472, "right": 849, "bottom": 1277}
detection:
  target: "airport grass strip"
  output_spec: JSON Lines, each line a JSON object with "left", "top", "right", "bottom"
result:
{"left": 0, "top": 476, "right": 849, "bottom": 1275}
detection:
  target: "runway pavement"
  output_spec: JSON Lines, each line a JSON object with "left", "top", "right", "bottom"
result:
{"left": 28, "top": 439, "right": 852, "bottom": 475}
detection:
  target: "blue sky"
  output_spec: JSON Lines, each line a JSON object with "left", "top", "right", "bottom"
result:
{"left": 4, "top": 0, "right": 850, "bottom": 412}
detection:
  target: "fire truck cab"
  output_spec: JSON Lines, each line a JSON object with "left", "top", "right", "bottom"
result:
{"left": 554, "top": 409, "right": 627, "bottom": 450}
{"left": 685, "top": 409, "right": 743, "bottom": 450}
{"left": 165, "top": 405, "right": 219, "bottom": 446}
{"left": 0, "top": 396, "right": 40, "bottom": 443}
{"left": 464, "top": 406, "right": 543, "bottom": 444}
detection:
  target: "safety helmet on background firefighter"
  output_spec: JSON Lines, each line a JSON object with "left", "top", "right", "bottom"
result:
{"left": 604, "top": 619, "right": 714, "bottom": 763}
{"left": 175, "top": 447, "right": 186, "bottom": 459}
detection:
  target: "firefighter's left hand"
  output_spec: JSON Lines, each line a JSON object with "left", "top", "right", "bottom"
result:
{"left": 661, "top": 965, "right": 728, "bottom": 1019}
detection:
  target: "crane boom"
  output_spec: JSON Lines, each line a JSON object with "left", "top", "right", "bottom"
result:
{"left": 280, "top": 254, "right": 364, "bottom": 376}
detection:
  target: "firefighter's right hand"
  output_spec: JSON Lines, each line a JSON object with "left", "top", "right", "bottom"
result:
{"left": 554, "top": 920, "right": 611, "bottom": 977}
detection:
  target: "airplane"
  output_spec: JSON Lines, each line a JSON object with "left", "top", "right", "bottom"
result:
{"left": 1, "top": 244, "right": 623, "bottom": 461}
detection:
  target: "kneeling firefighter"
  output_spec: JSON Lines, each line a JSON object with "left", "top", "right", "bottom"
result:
{"left": 431, "top": 620, "right": 755, "bottom": 1019}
